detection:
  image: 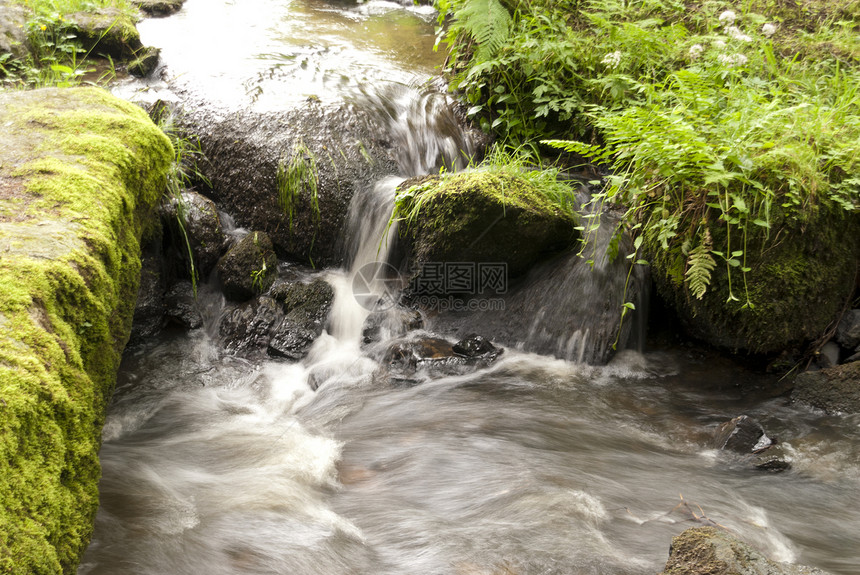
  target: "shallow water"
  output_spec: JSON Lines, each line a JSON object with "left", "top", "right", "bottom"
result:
{"left": 87, "top": 1, "right": 860, "bottom": 572}
{"left": 114, "top": 0, "right": 443, "bottom": 109}
{"left": 80, "top": 308, "right": 860, "bottom": 574}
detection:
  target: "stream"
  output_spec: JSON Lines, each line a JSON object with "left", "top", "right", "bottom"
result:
{"left": 83, "top": 0, "right": 860, "bottom": 573}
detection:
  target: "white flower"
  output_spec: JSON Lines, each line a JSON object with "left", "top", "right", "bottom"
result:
{"left": 762, "top": 22, "right": 777, "bottom": 37}
{"left": 713, "top": 39, "right": 727, "bottom": 49}
{"left": 726, "top": 25, "right": 752, "bottom": 42}
{"left": 689, "top": 44, "right": 704, "bottom": 59}
{"left": 718, "top": 10, "right": 736, "bottom": 25}
{"left": 718, "top": 53, "right": 748, "bottom": 67}
{"left": 601, "top": 50, "right": 622, "bottom": 69}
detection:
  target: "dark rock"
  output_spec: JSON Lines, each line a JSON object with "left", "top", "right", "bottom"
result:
{"left": 128, "top": 46, "right": 160, "bottom": 78}
{"left": 132, "top": 0, "right": 185, "bottom": 16}
{"left": 174, "top": 101, "right": 400, "bottom": 267}
{"left": 267, "top": 319, "right": 318, "bottom": 360}
{"left": 129, "top": 238, "right": 166, "bottom": 343}
{"left": 661, "top": 527, "right": 832, "bottom": 575}
{"left": 65, "top": 8, "right": 143, "bottom": 60}
{"left": 270, "top": 278, "right": 334, "bottom": 328}
{"left": 265, "top": 278, "right": 334, "bottom": 360}
{"left": 220, "top": 296, "right": 282, "bottom": 355}
{"left": 217, "top": 231, "right": 278, "bottom": 301}
{"left": 846, "top": 348, "right": 860, "bottom": 363}
{"left": 835, "top": 309, "right": 860, "bottom": 350}
{"left": 162, "top": 189, "right": 226, "bottom": 279}
{"left": 163, "top": 280, "right": 202, "bottom": 330}
{"left": 753, "top": 445, "right": 792, "bottom": 472}
{"left": 383, "top": 334, "right": 502, "bottom": 381}
{"left": 452, "top": 333, "right": 498, "bottom": 358}
{"left": 713, "top": 415, "right": 774, "bottom": 454}
{"left": 792, "top": 361, "right": 860, "bottom": 414}
{"left": 0, "top": 0, "right": 30, "bottom": 63}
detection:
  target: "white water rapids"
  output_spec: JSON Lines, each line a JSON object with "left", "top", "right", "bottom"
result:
{"left": 84, "top": 1, "right": 860, "bottom": 573}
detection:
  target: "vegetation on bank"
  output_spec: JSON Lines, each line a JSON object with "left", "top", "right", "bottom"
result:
{"left": 435, "top": 0, "right": 859, "bottom": 347}
{"left": 1, "top": 0, "right": 137, "bottom": 88}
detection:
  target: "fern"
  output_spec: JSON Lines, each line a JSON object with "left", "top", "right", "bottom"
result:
{"left": 685, "top": 229, "right": 716, "bottom": 300}
{"left": 455, "top": 0, "right": 511, "bottom": 60}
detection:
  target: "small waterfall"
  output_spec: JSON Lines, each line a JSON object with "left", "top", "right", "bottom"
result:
{"left": 328, "top": 176, "right": 404, "bottom": 344}
{"left": 353, "top": 82, "right": 483, "bottom": 175}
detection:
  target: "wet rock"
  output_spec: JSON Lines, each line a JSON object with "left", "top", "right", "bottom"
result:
{"left": 65, "top": 8, "right": 144, "bottom": 60}
{"left": 220, "top": 296, "right": 282, "bottom": 355}
{"left": 835, "top": 309, "right": 860, "bottom": 350}
{"left": 0, "top": 0, "right": 30, "bottom": 63}
{"left": 217, "top": 231, "right": 278, "bottom": 301}
{"left": 128, "top": 46, "right": 160, "bottom": 78}
{"left": 129, "top": 238, "right": 167, "bottom": 343}
{"left": 174, "top": 101, "right": 400, "bottom": 267}
{"left": 398, "top": 170, "right": 576, "bottom": 281}
{"left": 713, "top": 415, "right": 774, "bottom": 454}
{"left": 133, "top": 0, "right": 185, "bottom": 16}
{"left": 713, "top": 415, "right": 790, "bottom": 471}
{"left": 661, "top": 526, "right": 832, "bottom": 575}
{"left": 267, "top": 320, "right": 318, "bottom": 360}
{"left": 266, "top": 278, "right": 334, "bottom": 359}
{"left": 792, "top": 361, "right": 860, "bottom": 414}
{"left": 162, "top": 189, "right": 226, "bottom": 279}
{"left": 163, "top": 280, "right": 203, "bottom": 330}
{"left": 383, "top": 334, "right": 502, "bottom": 382}
{"left": 453, "top": 333, "right": 499, "bottom": 358}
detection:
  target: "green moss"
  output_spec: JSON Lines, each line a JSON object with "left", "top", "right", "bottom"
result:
{"left": 0, "top": 87, "right": 172, "bottom": 573}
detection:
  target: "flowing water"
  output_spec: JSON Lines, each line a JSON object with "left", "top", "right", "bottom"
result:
{"left": 85, "top": 2, "right": 860, "bottom": 573}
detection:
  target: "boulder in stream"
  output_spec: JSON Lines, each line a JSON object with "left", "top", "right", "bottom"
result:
{"left": 647, "top": 204, "right": 859, "bottom": 356}
{"left": 713, "top": 415, "right": 790, "bottom": 472}
{"left": 382, "top": 333, "right": 502, "bottom": 383}
{"left": 268, "top": 278, "right": 334, "bottom": 359}
{"left": 175, "top": 101, "right": 400, "bottom": 267}
{"left": 661, "top": 527, "right": 832, "bottom": 575}
{"left": 396, "top": 170, "right": 576, "bottom": 281}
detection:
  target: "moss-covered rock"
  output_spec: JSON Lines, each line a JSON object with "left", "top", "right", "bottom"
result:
{"left": 65, "top": 8, "right": 143, "bottom": 60}
{"left": 0, "top": 87, "right": 172, "bottom": 574}
{"left": 396, "top": 169, "right": 576, "bottom": 280}
{"left": 648, "top": 205, "right": 859, "bottom": 355}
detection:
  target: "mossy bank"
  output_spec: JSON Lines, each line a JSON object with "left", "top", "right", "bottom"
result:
{"left": 0, "top": 87, "right": 172, "bottom": 573}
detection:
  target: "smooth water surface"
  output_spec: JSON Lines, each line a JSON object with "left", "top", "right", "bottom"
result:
{"left": 115, "top": 0, "right": 443, "bottom": 109}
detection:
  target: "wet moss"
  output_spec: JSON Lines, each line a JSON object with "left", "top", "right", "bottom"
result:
{"left": 0, "top": 87, "right": 172, "bottom": 573}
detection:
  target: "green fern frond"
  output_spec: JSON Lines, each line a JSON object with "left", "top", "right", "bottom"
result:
{"left": 456, "top": 0, "right": 511, "bottom": 60}
{"left": 685, "top": 229, "right": 716, "bottom": 300}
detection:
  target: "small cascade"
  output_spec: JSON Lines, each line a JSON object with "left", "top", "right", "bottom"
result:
{"left": 352, "top": 82, "right": 484, "bottom": 175}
